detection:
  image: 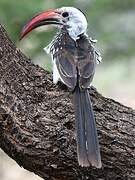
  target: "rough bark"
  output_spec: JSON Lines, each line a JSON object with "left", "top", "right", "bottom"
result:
{"left": 0, "top": 24, "right": 135, "bottom": 180}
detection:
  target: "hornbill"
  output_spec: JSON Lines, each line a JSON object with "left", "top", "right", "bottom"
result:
{"left": 20, "top": 7, "right": 102, "bottom": 168}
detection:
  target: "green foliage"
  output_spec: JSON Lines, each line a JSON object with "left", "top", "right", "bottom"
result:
{"left": 0, "top": 0, "right": 135, "bottom": 60}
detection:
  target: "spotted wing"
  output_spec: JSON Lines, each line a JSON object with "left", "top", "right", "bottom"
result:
{"left": 52, "top": 33, "right": 78, "bottom": 89}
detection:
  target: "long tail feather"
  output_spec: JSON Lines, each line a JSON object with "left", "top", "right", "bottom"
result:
{"left": 73, "top": 86, "right": 102, "bottom": 168}
{"left": 81, "top": 89, "right": 102, "bottom": 168}
{"left": 73, "top": 86, "right": 89, "bottom": 167}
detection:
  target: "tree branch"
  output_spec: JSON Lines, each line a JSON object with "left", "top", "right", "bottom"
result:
{"left": 0, "top": 24, "right": 135, "bottom": 180}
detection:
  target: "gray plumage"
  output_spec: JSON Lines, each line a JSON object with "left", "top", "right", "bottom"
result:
{"left": 48, "top": 30, "right": 102, "bottom": 167}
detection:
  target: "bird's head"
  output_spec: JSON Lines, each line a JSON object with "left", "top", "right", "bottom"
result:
{"left": 20, "top": 7, "right": 88, "bottom": 40}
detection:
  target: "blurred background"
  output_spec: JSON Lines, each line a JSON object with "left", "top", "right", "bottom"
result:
{"left": 0, "top": 0, "right": 135, "bottom": 179}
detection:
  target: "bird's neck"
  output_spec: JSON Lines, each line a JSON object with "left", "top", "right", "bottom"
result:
{"left": 44, "top": 29, "right": 88, "bottom": 55}
{"left": 61, "top": 27, "right": 87, "bottom": 41}
{"left": 68, "top": 30, "right": 87, "bottom": 41}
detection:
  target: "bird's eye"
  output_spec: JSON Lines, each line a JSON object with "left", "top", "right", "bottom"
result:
{"left": 62, "top": 12, "right": 69, "bottom": 18}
